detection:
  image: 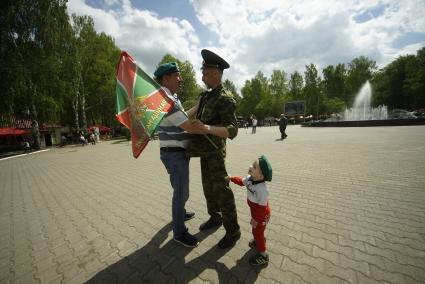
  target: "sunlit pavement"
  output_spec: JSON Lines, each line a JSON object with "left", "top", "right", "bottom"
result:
{"left": 1, "top": 125, "right": 424, "bottom": 283}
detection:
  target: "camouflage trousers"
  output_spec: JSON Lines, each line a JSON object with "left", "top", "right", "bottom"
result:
{"left": 200, "top": 154, "right": 240, "bottom": 236}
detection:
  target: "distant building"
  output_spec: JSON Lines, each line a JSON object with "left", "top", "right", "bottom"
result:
{"left": 284, "top": 101, "right": 306, "bottom": 123}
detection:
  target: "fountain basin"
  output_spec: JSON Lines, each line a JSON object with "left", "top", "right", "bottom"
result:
{"left": 302, "top": 118, "right": 425, "bottom": 127}
{"left": 301, "top": 81, "right": 425, "bottom": 127}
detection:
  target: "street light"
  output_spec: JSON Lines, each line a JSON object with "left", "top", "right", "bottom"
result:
{"left": 316, "top": 92, "right": 320, "bottom": 121}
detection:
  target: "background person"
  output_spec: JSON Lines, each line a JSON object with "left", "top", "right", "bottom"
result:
{"left": 251, "top": 115, "right": 257, "bottom": 134}
{"left": 278, "top": 113, "right": 288, "bottom": 140}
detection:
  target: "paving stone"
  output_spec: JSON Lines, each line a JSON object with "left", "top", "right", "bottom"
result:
{"left": 1, "top": 126, "right": 425, "bottom": 283}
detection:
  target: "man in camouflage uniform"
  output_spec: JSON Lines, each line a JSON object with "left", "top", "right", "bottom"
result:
{"left": 279, "top": 113, "right": 288, "bottom": 140}
{"left": 187, "top": 49, "right": 240, "bottom": 249}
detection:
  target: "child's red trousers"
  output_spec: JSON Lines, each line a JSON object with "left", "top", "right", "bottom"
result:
{"left": 248, "top": 199, "right": 270, "bottom": 253}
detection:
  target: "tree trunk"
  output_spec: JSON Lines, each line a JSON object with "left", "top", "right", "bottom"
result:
{"left": 30, "top": 84, "right": 41, "bottom": 150}
{"left": 80, "top": 76, "right": 87, "bottom": 131}
{"left": 73, "top": 91, "right": 79, "bottom": 132}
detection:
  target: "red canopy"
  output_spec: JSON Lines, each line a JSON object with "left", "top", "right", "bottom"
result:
{"left": 0, "top": 128, "right": 31, "bottom": 136}
{"left": 88, "top": 125, "right": 112, "bottom": 134}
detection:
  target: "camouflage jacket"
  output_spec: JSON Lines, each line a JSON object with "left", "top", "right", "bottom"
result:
{"left": 187, "top": 84, "right": 238, "bottom": 157}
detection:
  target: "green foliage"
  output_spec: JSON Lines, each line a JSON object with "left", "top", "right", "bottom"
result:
{"left": 322, "top": 63, "right": 347, "bottom": 100}
{"left": 322, "top": 97, "right": 346, "bottom": 114}
{"left": 303, "top": 64, "right": 321, "bottom": 116}
{"left": 0, "top": 0, "right": 119, "bottom": 130}
{"left": 1, "top": 1, "right": 423, "bottom": 129}
{"left": 289, "top": 71, "right": 303, "bottom": 100}
{"left": 372, "top": 48, "right": 425, "bottom": 110}
{"left": 346, "top": 56, "right": 377, "bottom": 105}
{"left": 1, "top": 0, "right": 73, "bottom": 122}
{"left": 236, "top": 50, "right": 423, "bottom": 119}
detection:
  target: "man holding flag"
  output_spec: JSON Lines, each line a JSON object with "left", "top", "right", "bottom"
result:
{"left": 115, "top": 52, "right": 227, "bottom": 248}
{"left": 154, "top": 62, "right": 209, "bottom": 247}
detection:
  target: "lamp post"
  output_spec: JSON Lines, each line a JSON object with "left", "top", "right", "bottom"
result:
{"left": 316, "top": 91, "right": 320, "bottom": 121}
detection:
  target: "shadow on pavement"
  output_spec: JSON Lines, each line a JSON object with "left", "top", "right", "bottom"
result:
{"left": 86, "top": 222, "right": 263, "bottom": 283}
{"left": 111, "top": 139, "right": 130, "bottom": 144}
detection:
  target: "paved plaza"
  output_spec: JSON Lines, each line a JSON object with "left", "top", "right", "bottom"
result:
{"left": 1, "top": 125, "right": 425, "bottom": 284}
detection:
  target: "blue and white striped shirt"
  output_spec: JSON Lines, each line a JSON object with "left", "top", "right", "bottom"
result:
{"left": 157, "top": 87, "right": 190, "bottom": 149}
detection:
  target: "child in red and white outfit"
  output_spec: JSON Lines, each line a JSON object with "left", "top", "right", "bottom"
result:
{"left": 229, "top": 155, "right": 272, "bottom": 266}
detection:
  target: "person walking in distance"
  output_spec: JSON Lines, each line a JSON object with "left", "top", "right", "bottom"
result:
{"left": 278, "top": 113, "right": 288, "bottom": 140}
{"left": 251, "top": 115, "right": 257, "bottom": 134}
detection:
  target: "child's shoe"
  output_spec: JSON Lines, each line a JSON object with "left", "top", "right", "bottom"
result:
{"left": 249, "top": 252, "right": 269, "bottom": 266}
{"left": 248, "top": 238, "right": 266, "bottom": 249}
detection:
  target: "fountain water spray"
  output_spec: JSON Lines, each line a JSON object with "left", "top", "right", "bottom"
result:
{"left": 343, "top": 81, "right": 388, "bottom": 121}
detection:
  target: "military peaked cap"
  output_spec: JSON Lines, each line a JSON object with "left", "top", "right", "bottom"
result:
{"left": 201, "top": 49, "right": 230, "bottom": 70}
{"left": 258, "top": 155, "right": 272, "bottom": 182}
{"left": 154, "top": 62, "right": 179, "bottom": 78}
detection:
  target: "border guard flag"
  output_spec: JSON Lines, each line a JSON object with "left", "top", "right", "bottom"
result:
{"left": 115, "top": 51, "right": 174, "bottom": 158}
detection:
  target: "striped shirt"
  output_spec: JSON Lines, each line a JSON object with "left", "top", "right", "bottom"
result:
{"left": 157, "top": 87, "right": 190, "bottom": 149}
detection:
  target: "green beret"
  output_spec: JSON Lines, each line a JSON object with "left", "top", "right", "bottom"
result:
{"left": 154, "top": 62, "right": 179, "bottom": 78}
{"left": 259, "top": 155, "right": 272, "bottom": 182}
{"left": 201, "top": 49, "right": 230, "bottom": 70}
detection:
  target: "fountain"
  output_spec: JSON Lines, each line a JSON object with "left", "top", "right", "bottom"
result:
{"left": 343, "top": 81, "right": 388, "bottom": 121}
{"left": 303, "top": 81, "right": 425, "bottom": 127}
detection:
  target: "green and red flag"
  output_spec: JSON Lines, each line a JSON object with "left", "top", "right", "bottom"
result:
{"left": 115, "top": 51, "right": 174, "bottom": 158}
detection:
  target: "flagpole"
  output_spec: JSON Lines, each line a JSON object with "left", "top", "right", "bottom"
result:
{"left": 179, "top": 108, "right": 219, "bottom": 150}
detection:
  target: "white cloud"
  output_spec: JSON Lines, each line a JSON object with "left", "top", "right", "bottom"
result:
{"left": 191, "top": 0, "right": 425, "bottom": 88}
{"left": 68, "top": 0, "right": 120, "bottom": 36}
{"left": 68, "top": 0, "right": 425, "bottom": 91}
{"left": 68, "top": 0, "right": 201, "bottom": 77}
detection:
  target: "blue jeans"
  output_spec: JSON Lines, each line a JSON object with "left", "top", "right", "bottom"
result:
{"left": 160, "top": 150, "right": 190, "bottom": 237}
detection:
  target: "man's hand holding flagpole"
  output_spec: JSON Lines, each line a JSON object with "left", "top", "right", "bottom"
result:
{"left": 115, "top": 51, "right": 217, "bottom": 158}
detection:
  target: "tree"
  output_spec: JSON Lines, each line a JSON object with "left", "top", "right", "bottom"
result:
{"left": 372, "top": 48, "right": 425, "bottom": 110}
{"left": 346, "top": 56, "right": 377, "bottom": 106}
{"left": 240, "top": 71, "right": 269, "bottom": 119}
{"left": 322, "top": 63, "right": 347, "bottom": 101}
{"left": 407, "top": 47, "right": 425, "bottom": 108}
{"left": 269, "top": 70, "right": 290, "bottom": 117}
{"left": 269, "top": 70, "right": 288, "bottom": 97}
{"left": 0, "top": 0, "right": 75, "bottom": 148}
{"left": 223, "top": 79, "right": 237, "bottom": 95}
{"left": 222, "top": 79, "right": 243, "bottom": 117}
{"left": 289, "top": 71, "right": 303, "bottom": 101}
{"left": 303, "top": 64, "right": 322, "bottom": 116}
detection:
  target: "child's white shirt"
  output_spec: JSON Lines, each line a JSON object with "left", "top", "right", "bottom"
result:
{"left": 242, "top": 175, "right": 269, "bottom": 206}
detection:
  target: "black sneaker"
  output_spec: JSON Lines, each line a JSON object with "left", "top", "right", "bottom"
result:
{"left": 199, "top": 218, "right": 222, "bottom": 231}
{"left": 217, "top": 232, "right": 241, "bottom": 249}
{"left": 249, "top": 253, "right": 269, "bottom": 266}
{"left": 184, "top": 212, "right": 195, "bottom": 221}
{"left": 173, "top": 232, "right": 199, "bottom": 247}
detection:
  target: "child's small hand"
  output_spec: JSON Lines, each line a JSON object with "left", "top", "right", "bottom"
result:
{"left": 250, "top": 218, "right": 258, "bottom": 228}
{"left": 229, "top": 176, "right": 244, "bottom": 186}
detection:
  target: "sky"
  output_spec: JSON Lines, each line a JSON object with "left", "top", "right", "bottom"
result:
{"left": 67, "top": 0, "right": 425, "bottom": 90}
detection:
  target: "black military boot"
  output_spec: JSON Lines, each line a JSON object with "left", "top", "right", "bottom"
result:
{"left": 199, "top": 218, "right": 222, "bottom": 231}
{"left": 217, "top": 232, "right": 241, "bottom": 249}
